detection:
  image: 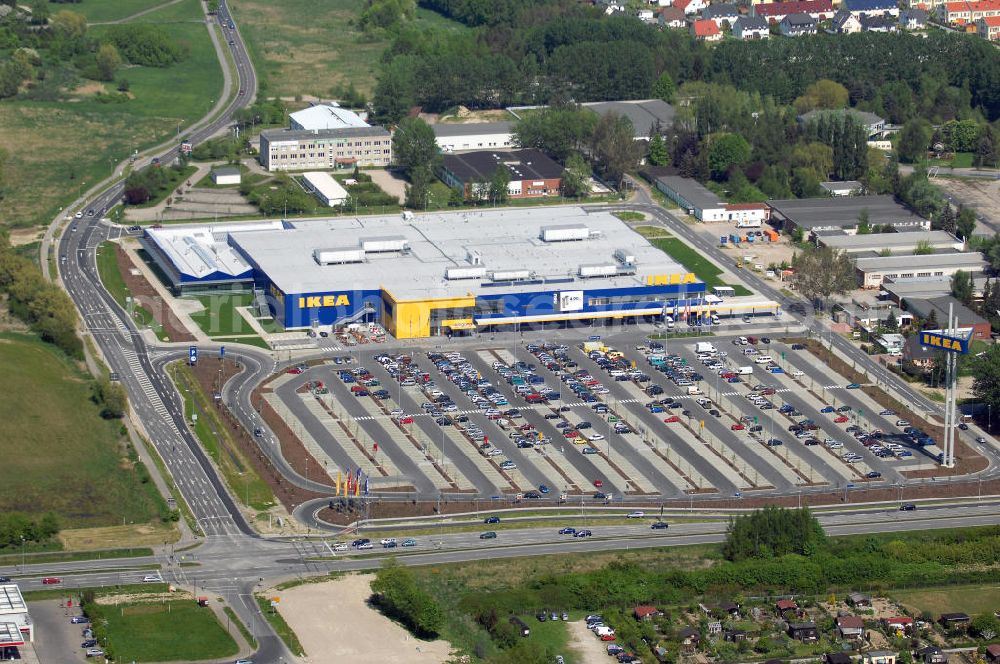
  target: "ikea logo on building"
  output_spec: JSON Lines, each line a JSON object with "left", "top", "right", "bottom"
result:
{"left": 298, "top": 294, "right": 352, "bottom": 308}
{"left": 269, "top": 284, "right": 285, "bottom": 305}
{"left": 645, "top": 273, "right": 698, "bottom": 286}
{"left": 920, "top": 331, "right": 969, "bottom": 354}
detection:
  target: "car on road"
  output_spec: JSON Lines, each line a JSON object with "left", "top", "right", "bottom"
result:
{"left": 846, "top": 383, "right": 861, "bottom": 389}
{"left": 593, "top": 492, "right": 607, "bottom": 499}
{"left": 558, "top": 527, "right": 576, "bottom": 535}
{"left": 351, "top": 538, "right": 371, "bottom": 547}
{"left": 977, "top": 436, "right": 988, "bottom": 444}
{"left": 81, "top": 639, "right": 98, "bottom": 648}
{"left": 236, "top": 660, "right": 254, "bottom": 664}
{"left": 539, "top": 484, "right": 550, "bottom": 494}
{"left": 574, "top": 529, "right": 592, "bottom": 537}
{"left": 142, "top": 575, "right": 161, "bottom": 583}
{"left": 650, "top": 521, "right": 669, "bottom": 530}
{"left": 730, "top": 423, "right": 745, "bottom": 431}
{"left": 42, "top": 577, "right": 61, "bottom": 584}
{"left": 834, "top": 415, "right": 849, "bottom": 423}
{"left": 356, "top": 542, "right": 374, "bottom": 549}
{"left": 0, "top": 576, "right": 8, "bottom": 583}
{"left": 333, "top": 543, "right": 349, "bottom": 551}
{"left": 593, "top": 479, "right": 604, "bottom": 488}
{"left": 899, "top": 503, "right": 916, "bottom": 511}
{"left": 625, "top": 511, "right": 644, "bottom": 519}
{"left": 401, "top": 538, "right": 417, "bottom": 547}
{"left": 866, "top": 471, "right": 882, "bottom": 479}
{"left": 480, "top": 531, "right": 497, "bottom": 539}
{"left": 70, "top": 615, "right": 89, "bottom": 624}
{"left": 958, "top": 422, "right": 969, "bottom": 430}
{"left": 484, "top": 516, "right": 500, "bottom": 524}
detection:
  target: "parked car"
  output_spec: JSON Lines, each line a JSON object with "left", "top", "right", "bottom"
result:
{"left": 899, "top": 503, "right": 916, "bottom": 511}
{"left": 70, "top": 616, "right": 89, "bottom": 624}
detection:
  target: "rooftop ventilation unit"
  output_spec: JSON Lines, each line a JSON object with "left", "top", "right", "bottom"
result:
{"left": 540, "top": 224, "right": 589, "bottom": 242}
{"left": 578, "top": 264, "right": 619, "bottom": 278}
{"left": 489, "top": 269, "right": 532, "bottom": 281}
{"left": 314, "top": 248, "right": 365, "bottom": 265}
{"left": 360, "top": 236, "right": 408, "bottom": 253}
{"left": 614, "top": 249, "right": 636, "bottom": 266}
{"left": 446, "top": 266, "right": 488, "bottom": 280}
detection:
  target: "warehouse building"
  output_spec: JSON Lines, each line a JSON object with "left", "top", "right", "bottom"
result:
{"left": 210, "top": 166, "right": 241, "bottom": 186}
{"left": 439, "top": 149, "right": 563, "bottom": 200}
{"left": 301, "top": 172, "right": 349, "bottom": 207}
{"left": 854, "top": 252, "right": 987, "bottom": 288}
{"left": 770, "top": 195, "right": 929, "bottom": 236}
{"left": 902, "top": 296, "right": 992, "bottom": 339}
{"left": 817, "top": 230, "right": 964, "bottom": 255}
{"left": 881, "top": 275, "right": 988, "bottom": 303}
{"left": 820, "top": 181, "right": 863, "bottom": 196}
{"left": 0, "top": 584, "right": 33, "bottom": 643}
{"left": 144, "top": 208, "right": 779, "bottom": 337}
{"left": 289, "top": 104, "right": 369, "bottom": 131}
{"left": 433, "top": 121, "right": 515, "bottom": 153}
{"left": 654, "top": 176, "right": 770, "bottom": 224}
{"left": 509, "top": 99, "right": 675, "bottom": 141}
{"left": 258, "top": 126, "right": 392, "bottom": 172}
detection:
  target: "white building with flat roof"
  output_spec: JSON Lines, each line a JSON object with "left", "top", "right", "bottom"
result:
{"left": 301, "top": 171, "right": 349, "bottom": 207}
{"left": 433, "top": 121, "right": 515, "bottom": 152}
{"left": 854, "top": 252, "right": 987, "bottom": 288}
{"left": 289, "top": 104, "right": 369, "bottom": 131}
{"left": 0, "top": 585, "right": 32, "bottom": 642}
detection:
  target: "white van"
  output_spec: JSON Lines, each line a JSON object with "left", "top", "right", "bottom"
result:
{"left": 687, "top": 386, "right": 703, "bottom": 395}
{"left": 736, "top": 366, "right": 754, "bottom": 375}
{"left": 753, "top": 355, "right": 773, "bottom": 364}
{"left": 711, "top": 314, "right": 720, "bottom": 325}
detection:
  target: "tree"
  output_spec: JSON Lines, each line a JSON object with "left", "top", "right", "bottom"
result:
{"left": 488, "top": 165, "right": 510, "bottom": 204}
{"left": 93, "top": 377, "right": 127, "bottom": 418}
{"left": 971, "top": 613, "right": 1000, "bottom": 640}
{"left": 358, "top": 0, "right": 416, "bottom": 32}
{"left": 974, "top": 124, "right": 998, "bottom": 168}
{"left": 791, "top": 246, "right": 856, "bottom": 310}
{"left": 371, "top": 58, "right": 415, "bottom": 125}
{"left": 857, "top": 208, "right": 871, "bottom": 234}
{"left": 707, "top": 133, "right": 751, "bottom": 180}
{"left": 590, "top": 112, "right": 640, "bottom": 189}
{"left": 951, "top": 270, "right": 974, "bottom": 305}
{"left": 924, "top": 309, "right": 940, "bottom": 330}
{"left": 883, "top": 312, "right": 899, "bottom": 331}
{"left": 721, "top": 506, "right": 826, "bottom": 562}
{"left": 561, "top": 153, "right": 591, "bottom": 198}
{"left": 936, "top": 204, "right": 957, "bottom": 234}
{"left": 651, "top": 71, "right": 675, "bottom": 103}
{"left": 513, "top": 106, "right": 596, "bottom": 162}
{"left": 957, "top": 206, "right": 977, "bottom": 241}
{"left": 898, "top": 119, "right": 932, "bottom": 164}
{"left": 392, "top": 117, "right": 439, "bottom": 178}
{"left": 404, "top": 164, "right": 434, "bottom": 209}
{"left": 370, "top": 559, "right": 443, "bottom": 637}
{"left": 940, "top": 119, "right": 981, "bottom": 153}
{"left": 50, "top": 9, "right": 87, "bottom": 40}
{"left": 793, "top": 79, "right": 850, "bottom": 113}
{"left": 648, "top": 133, "right": 669, "bottom": 166}
{"left": 95, "top": 43, "right": 122, "bottom": 82}
{"left": 973, "top": 346, "right": 1000, "bottom": 419}
{"left": 27, "top": 0, "right": 50, "bottom": 24}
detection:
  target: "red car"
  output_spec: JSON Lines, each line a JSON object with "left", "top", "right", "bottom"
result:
{"left": 721, "top": 372, "right": 737, "bottom": 379}
{"left": 563, "top": 430, "right": 580, "bottom": 439}
{"left": 593, "top": 479, "right": 604, "bottom": 488}
{"left": 600, "top": 633, "right": 617, "bottom": 641}
{"left": 286, "top": 367, "right": 303, "bottom": 375}
{"left": 41, "top": 577, "right": 61, "bottom": 585}
{"left": 834, "top": 415, "right": 849, "bottom": 423}
{"left": 663, "top": 415, "right": 680, "bottom": 423}
{"left": 398, "top": 416, "right": 414, "bottom": 425}
{"left": 731, "top": 423, "right": 745, "bottom": 431}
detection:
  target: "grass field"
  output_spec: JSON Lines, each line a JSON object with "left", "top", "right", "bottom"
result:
{"left": 102, "top": 600, "right": 238, "bottom": 662}
{"left": 515, "top": 616, "right": 574, "bottom": 662}
{"left": 230, "top": 0, "right": 468, "bottom": 97}
{"left": 649, "top": 237, "right": 753, "bottom": 296}
{"left": 892, "top": 584, "right": 1000, "bottom": 617}
{"left": 73, "top": 0, "right": 171, "bottom": 23}
{"left": 0, "top": 333, "right": 164, "bottom": 527}
{"left": 188, "top": 293, "right": 255, "bottom": 336}
{"left": 95, "top": 242, "right": 164, "bottom": 335}
{"left": 0, "top": 0, "right": 223, "bottom": 229}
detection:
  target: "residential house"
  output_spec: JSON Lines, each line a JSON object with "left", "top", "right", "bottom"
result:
{"left": 938, "top": 613, "right": 972, "bottom": 631}
{"left": 978, "top": 14, "right": 1000, "bottom": 36}
{"left": 788, "top": 622, "right": 820, "bottom": 642}
{"left": 676, "top": 0, "right": 711, "bottom": 14}
{"left": 842, "top": 0, "right": 900, "bottom": 17}
{"left": 832, "top": 10, "right": 864, "bottom": 31}
{"left": 717, "top": 602, "right": 741, "bottom": 618}
{"left": 654, "top": 645, "right": 671, "bottom": 663}
{"left": 863, "top": 652, "right": 897, "bottom": 664}
{"left": 899, "top": 7, "right": 928, "bottom": 27}
{"left": 780, "top": 12, "right": 819, "bottom": 33}
{"left": 937, "top": 0, "right": 1000, "bottom": 25}
{"left": 752, "top": 0, "right": 833, "bottom": 22}
{"left": 915, "top": 646, "right": 948, "bottom": 664}
{"left": 903, "top": 336, "right": 938, "bottom": 369}
{"left": 658, "top": 6, "right": 688, "bottom": 26}
{"left": 678, "top": 626, "right": 701, "bottom": 652}
{"left": 637, "top": 7, "right": 657, "bottom": 21}
{"left": 733, "top": 14, "right": 771, "bottom": 37}
{"left": 707, "top": 621, "right": 723, "bottom": 635}
{"left": 635, "top": 605, "right": 662, "bottom": 621}
{"left": 724, "top": 629, "right": 748, "bottom": 642}
{"left": 883, "top": 616, "right": 914, "bottom": 636}
{"left": 837, "top": 615, "right": 866, "bottom": 641}
{"left": 847, "top": 592, "right": 872, "bottom": 608}
{"left": 861, "top": 14, "right": 899, "bottom": 29}
{"left": 827, "top": 654, "right": 854, "bottom": 664}
{"left": 692, "top": 18, "right": 724, "bottom": 39}
{"left": 703, "top": 2, "right": 741, "bottom": 26}
{"left": 985, "top": 644, "right": 1000, "bottom": 664}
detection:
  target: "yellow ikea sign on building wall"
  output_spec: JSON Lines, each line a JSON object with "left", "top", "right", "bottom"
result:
{"left": 298, "top": 294, "right": 352, "bottom": 308}
{"left": 645, "top": 273, "right": 698, "bottom": 286}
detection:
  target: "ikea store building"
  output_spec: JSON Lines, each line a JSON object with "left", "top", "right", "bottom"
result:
{"left": 142, "top": 208, "right": 775, "bottom": 339}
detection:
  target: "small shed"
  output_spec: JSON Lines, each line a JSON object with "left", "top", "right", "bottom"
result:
{"left": 847, "top": 592, "right": 871, "bottom": 608}
{"left": 776, "top": 599, "right": 799, "bottom": 613}
{"left": 210, "top": 166, "right": 242, "bottom": 185}
{"left": 788, "top": 622, "right": 819, "bottom": 642}
{"left": 635, "top": 605, "right": 661, "bottom": 621}
{"left": 915, "top": 646, "right": 947, "bottom": 664}
{"left": 985, "top": 644, "right": 1000, "bottom": 663}
{"left": 837, "top": 615, "right": 865, "bottom": 640}
{"left": 863, "top": 651, "right": 897, "bottom": 664}
{"left": 827, "top": 653, "right": 854, "bottom": 664}
{"left": 938, "top": 613, "right": 971, "bottom": 630}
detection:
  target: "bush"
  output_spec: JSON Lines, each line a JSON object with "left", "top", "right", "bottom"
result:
{"left": 103, "top": 25, "right": 187, "bottom": 67}
{"left": 370, "top": 559, "right": 443, "bottom": 638}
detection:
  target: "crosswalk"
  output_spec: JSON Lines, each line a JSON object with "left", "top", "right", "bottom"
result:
{"left": 118, "top": 341, "right": 172, "bottom": 421}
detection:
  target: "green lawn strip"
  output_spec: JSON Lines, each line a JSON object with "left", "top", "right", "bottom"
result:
{"left": 649, "top": 237, "right": 752, "bottom": 296}
{"left": 168, "top": 363, "right": 275, "bottom": 511}
{"left": 0, "top": 548, "right": 153, "bottom": 567}
{"left": 126, "top": 164, "right": 199, "bottom": 209}
{"left": 223, "top": 606, "right": 257, "bottom": 649}
{"left": 634, "top": 225, "right": 673, "bottom": 239}
{"left": 891, "top": 584, "right": 1000, "bottom": 616}
{"left": 75, "top": 0, "right": 170, "bottom": 23}
{"left": 613, "top": 211, "right": 646, "bottom": 222}
{"left": 256, "top": 595, "right": 306, "bottom": 657}
{"left": 24, "top": 582, "right": 171, "bottom": 601}
{"left": 210, "top": 335, "right": 271, "bottom": 349}
{"left": 95, "top": 242, "right": 164, "bottom": 335}
{"left": 0, "top": 333, "right": 163, "bottom": 527}
{"left": 101, "top": 600, "right": 238, "bottom": 662}
{"left": 134, "top": 0, "right": 206, "bottom": 22}
{"left": 516, "top": 616, "right": 574, "bottom": 663}
{"left": 187, "top": 293, "right": 256, "bottom": 336}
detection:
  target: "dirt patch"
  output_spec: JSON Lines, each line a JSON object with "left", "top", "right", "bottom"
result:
{"left": 566, "top": 620, "right": 607, "bottom": 664}
{"left": 276, "top": 573, "right": 455, "bottom": 664}
{"left": 8, "top": 227, "right": 43, "bottom": 246}
{"left": 70, "top": 82, "right": 107, "bottom": 97}
{"left": 58, "top": 522, "right": 179, "bottom": 550}
{"left": 0, "top": 295, "right": 30, "bottom": 333}
{"left": 115, "top": 244, "right": 196, "bottom": 342}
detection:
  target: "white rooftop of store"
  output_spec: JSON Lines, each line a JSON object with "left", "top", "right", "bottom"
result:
{"left": 289, "top": 104, "right": 370, "bottom": 131}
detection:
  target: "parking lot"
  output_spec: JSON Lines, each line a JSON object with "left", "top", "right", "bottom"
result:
{"left": 263, "top": 329, "right": 949, "bottom": 501}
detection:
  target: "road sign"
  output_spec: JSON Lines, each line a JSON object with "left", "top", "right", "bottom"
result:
{"left": 219, "top": 345, "right": 225, "bottom": 359}
{"left": 189, "top": 346, "right": 198, "bottom": 364}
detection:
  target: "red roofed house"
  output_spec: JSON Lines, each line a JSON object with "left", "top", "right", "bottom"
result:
{"left": 978, "top": 14, "right": 1000, "bottom": 35}
{"left": 775, "top": 599, "right": 799, "bottom": 613}
{"left": 691, "top": 18, "right": 723, "bottom": 39}
{"left": 675, "top": 0, "right": 711, "bottom": 15}
{"left": 837, "top": 615, "right": 865, "bottom": 640}
{"left": 635, "top": 605, "right": 662, "bottom": 621}
{"left": 752, "top": 0, "right": 834, "bottom": 22}
{"left": 938, "top": 0, "right": 1000, "bottom": 24}
{"left": 884, "top": 616, "right": 913, "bottom": 636}
{"left": 658, "top": 6, "right": 687, "bottom": 27}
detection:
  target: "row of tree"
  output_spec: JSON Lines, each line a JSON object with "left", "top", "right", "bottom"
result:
{"left": 722, "top": 506, "right": 827, "bottom": 562}
{"left": 0, "top": 235, "right": 82, "bottom": 357}
{"left": 0, "top": 511, "right": 59, "bottom": 549}
{"left": 370, "top": 559, "right": 443, "bottom": 638}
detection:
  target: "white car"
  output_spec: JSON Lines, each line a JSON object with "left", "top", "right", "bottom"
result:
{"left": 380, "top": 538, "right": 396, "bottom": 546}
{"left": 142, "top": 575, "right": 161, "bottom": 583}
{"left": 791, "top": 370, "right": 804, "bottom": 377}
{"left": 332, "top": 543, "right": 349, "bottom": 551}
{"left": 589, "top": 434, "right": 605, "bottom": 441}
{"left": 625, "top": 511, "right": 645, "bottom": 519}
{"left": 356, "top": 542, "right": 374, "bottom": 550}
